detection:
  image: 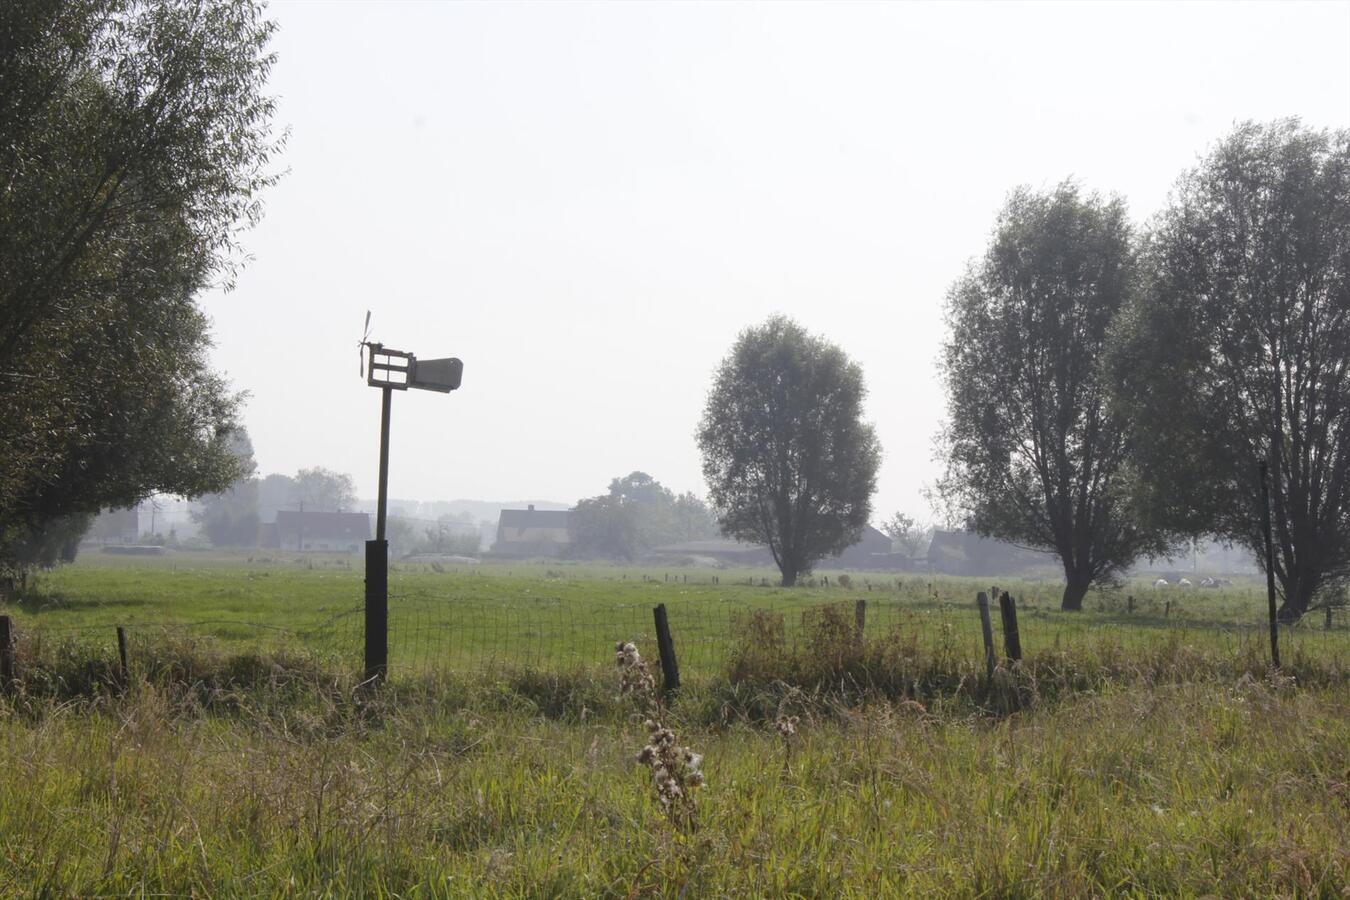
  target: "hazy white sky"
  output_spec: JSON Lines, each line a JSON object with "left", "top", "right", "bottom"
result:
{"left": 206, "top": 0, "right": 1350, "bottom": 519}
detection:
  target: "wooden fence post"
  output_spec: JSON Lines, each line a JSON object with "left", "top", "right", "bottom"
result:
{"left": 1327, "top": 606, "right": 1334, "bottom": 631}
{"left": 1127, "top": 595, "right": 1135, "bottom": 614}
{"left": 116, "top": 626, "right": 129, "bottom": 686}
{"left": 977, "top": 592, "right": 995, "bottom": 680}
{"left": 854, "top": 599, "right": 866, "bottom": 649}
{"left": 998, "top": 591, "right": 1022, "bottom": 662}
{"left": 0, "top": 616, "right": 12, "bottom": 691}
{"left": 653, "top": 603, "right": 680, "bottom": 694}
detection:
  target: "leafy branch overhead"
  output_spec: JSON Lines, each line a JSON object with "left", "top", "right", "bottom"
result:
{"left": 0, "top": 0, "right": 283, "bottom": 580}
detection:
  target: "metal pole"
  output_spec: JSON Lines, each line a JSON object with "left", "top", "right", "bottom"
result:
{"left": 376, "top": 386, "right": 392, "bottom": 541}
{"left": 365, "top": 385, "right": 393, "bottom": 682}
{"left": 1259, "top": 460, "right": 1280, "bottom": 668}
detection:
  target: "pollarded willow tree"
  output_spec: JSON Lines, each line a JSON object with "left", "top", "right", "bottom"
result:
{"left": 698, "top": 316, "right": 881, "bottom": 587}
{"left": 939, "top": 182, "right": 1173, "bottom": 611}
{"left": 0, "top": 0, "right": 283, "bottom": 586}
{"left": 1110, "top": 120, "right": 1350, "bottom": 622}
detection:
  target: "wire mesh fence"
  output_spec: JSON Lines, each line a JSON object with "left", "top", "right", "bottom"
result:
{"left": 5, "top": 573, "right": 1350, "bottom": 684}
{"left": 380, "top": 588, "right": 1350, "bottom": 678}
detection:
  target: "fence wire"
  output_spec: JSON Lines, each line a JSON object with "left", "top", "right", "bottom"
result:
{"left": 7, "top": 576, "right": 1349, "bottom": 681}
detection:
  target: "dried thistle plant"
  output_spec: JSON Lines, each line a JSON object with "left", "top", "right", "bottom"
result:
{"left": 613, "top": 640, "right": 703, "bottom": 828}
{"left": 614, "top": 641, "right": 655, "bottom": 698}
{"left": 774, "top": 712, "right": 800, "bottom": 773}
{"left": 636, "top": 719, "right": 704, "bottom": 822}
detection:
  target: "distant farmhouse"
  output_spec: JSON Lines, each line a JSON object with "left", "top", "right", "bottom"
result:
{"left": 925, "top": 529, "right": 1056, "bottom": 576}
{"left": 493, "top": 505, "right": 571, "bottom": 558}
{"left": 653, "top": 524, "right": 895, "bottom": 569}
{"left": 264, "top": 511, "right": 371, "bottom": 553}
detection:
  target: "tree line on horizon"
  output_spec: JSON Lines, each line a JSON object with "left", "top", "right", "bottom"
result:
{"left": 0, "top": 2, "right": 1345, "bottom": 622}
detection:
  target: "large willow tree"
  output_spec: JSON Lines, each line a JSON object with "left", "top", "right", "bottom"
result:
{"left": 940, "top": 183, "right": 1171, "bottom": 610}
{"left": 1111, "top": 120, "right": 1350, "bottom": 622}
{"left": 0, "top": 0, "right": 282, "bottom": 585}
{"left": 698, "top": 316, "right": 881, "bottom": 587}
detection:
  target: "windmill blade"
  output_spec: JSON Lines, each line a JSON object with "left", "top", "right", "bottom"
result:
{"left": 358, "top": 310, "right": 373, "bottom": 377}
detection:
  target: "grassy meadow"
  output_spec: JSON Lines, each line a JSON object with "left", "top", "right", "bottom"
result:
{"left": 10, "top": 551, "right": 1348, "bottom": 676}
{"left": 0, "top": 552, "right": 1347, "bottom": 895}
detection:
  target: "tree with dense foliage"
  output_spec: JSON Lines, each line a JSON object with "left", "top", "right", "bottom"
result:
{"left": 939, "top": 183, "right": 1172, "bottom": 610}
{"left": 570, "top": 494, "right": 642, "bottom": 561}
{"left": 569, "top": 472, "right": 718, "bottom": 560}
{"left": 190, "top": 429, "right": 260, "bottom": 547}
{"left": 1110, "top": 120, "right": 1350, "bottom": 622}
{"left": 292, "top": 467, "right": 358, "bottom": 514}
{"left": 698, "top": 316, "right": 881, "bottom": 586}
{"left": 0, "top": 0, "right": 282, "bottom": 581}
{"left": 670, "top": 491, "right": 720, "bottom": 544}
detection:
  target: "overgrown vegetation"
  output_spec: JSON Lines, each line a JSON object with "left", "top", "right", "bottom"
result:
{"left": 0, "top": 619, "right": 1346, "bottom": 895}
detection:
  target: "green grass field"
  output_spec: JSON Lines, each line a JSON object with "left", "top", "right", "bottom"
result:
{"left": 1, "top": 553, "right": 1348, "bottom": 895}
{"left": 11, "top": 551, "right": 1349, "bottom": 677}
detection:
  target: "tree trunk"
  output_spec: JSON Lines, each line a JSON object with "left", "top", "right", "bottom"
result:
{"left": 1061, "top": 575, "right": 1091, "bottom": 611}
{"left": 779, "top": 569, "right": 797, "bottom": 588}
{"left": 1276, "top": 576, "right": 1317, "bottom": 623}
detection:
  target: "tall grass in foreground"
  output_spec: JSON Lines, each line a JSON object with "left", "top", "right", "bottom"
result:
{"left": 0, "top": 622, "right": 1346, "bottom": 895}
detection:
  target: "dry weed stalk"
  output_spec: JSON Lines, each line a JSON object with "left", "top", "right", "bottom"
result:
{"left": 774, "top": 712, "right": 799, "bottom": 773}
{"left": 614, "top": 641, "right": 703, "bottom": 827}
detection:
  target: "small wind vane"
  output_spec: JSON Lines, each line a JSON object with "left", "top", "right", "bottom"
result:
{"left": 358, "top": 310, "right": 372, "bottom": 376}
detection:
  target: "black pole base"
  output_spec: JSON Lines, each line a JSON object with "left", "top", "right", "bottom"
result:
{"left": 364, "top": 539, "right": 388, "bottom": 682}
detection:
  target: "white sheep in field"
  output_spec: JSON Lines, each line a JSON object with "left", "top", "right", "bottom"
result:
{"left": 1178, "top": 577, "right": 1193, "bottom": 588}
{"left": 1154, "top": 578, "right": 1169, "bottom": 588}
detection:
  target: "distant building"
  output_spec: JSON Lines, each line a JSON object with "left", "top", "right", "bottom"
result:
{"left": 270, "top": 511, "right": 371, "bottom": 552}
{"left": 830, "top": 525, "right": 893, "bottom": 568}
{"left": 653, "top": 524, "right": 899, "bottom": 570}
{"left": 493, "top": 505, "right": 572, "bottom": 557}
{"left": 649, "top": 538, "right": 773, "bottom": 567}
{"left": 925, "top": 529, "right": 1056, "bottom": 576}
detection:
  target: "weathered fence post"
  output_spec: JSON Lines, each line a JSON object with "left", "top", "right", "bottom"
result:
{"left": 998, "top": 591, "right": 1022, "bottom": 662}
{"left": 1164, "top": 600, "right": 1171, "bottom": 619}
{"left": 0, "top": 616, "right": 13, "bottom": 691}
{"left": 1327, "top": 606, "right": 1334, "bottom": 631}
{"left": 854, "top": 599, "right": 866, "bottom": 650}
{"left": 1127, "top": 595, "right": 1135, "bottom": 614}
{"left": 653, "top": 603, "right": 680, "bottom": 695}
{"left": 116, "top": 626, "right": 129, "bottom": 686}
{"left": 977, "top": 592, "right": 995, "bottom": 680}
